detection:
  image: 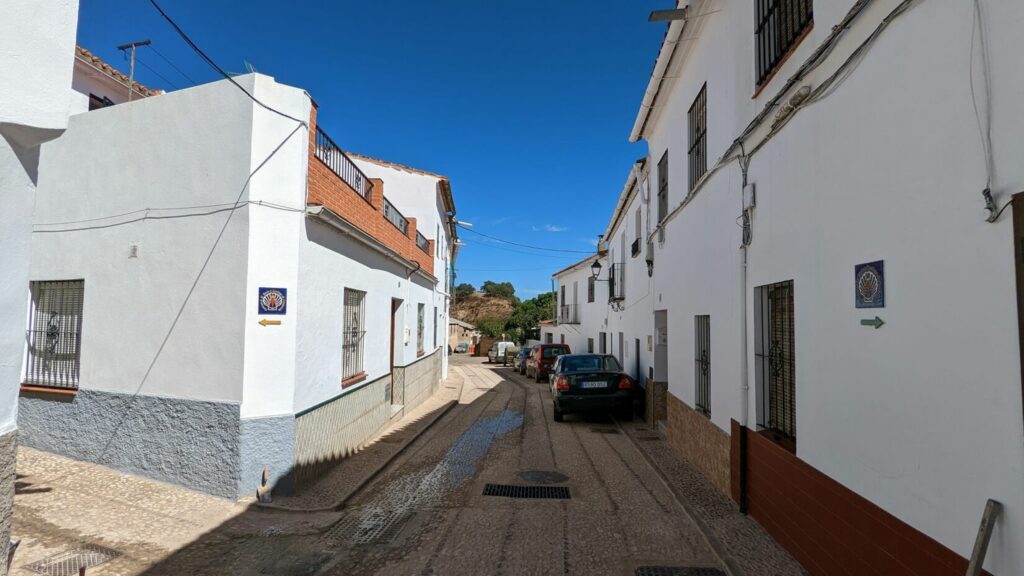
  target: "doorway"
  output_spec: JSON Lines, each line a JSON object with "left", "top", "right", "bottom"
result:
{"left": 654, "top": 310, "right": 668, "bottom": 382}
{"left": 390, "top": 298, "right": 403, "bottom": 407}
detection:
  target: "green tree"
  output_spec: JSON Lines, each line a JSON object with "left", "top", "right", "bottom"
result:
{"left": 481, "top": 280, "right": 516, "bottom": 300}
{"left": 475, "top": 317, "right": 509, "bottom": 338}
{"left": 454, "top": 283, "right": 475, "bottom": 299}
{"left": 507, "top": 291, "right": 555, "bottom": 340}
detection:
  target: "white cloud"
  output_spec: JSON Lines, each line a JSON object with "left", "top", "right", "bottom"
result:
{"left": 531, "top": 224, "right": 568, "bottom": 233}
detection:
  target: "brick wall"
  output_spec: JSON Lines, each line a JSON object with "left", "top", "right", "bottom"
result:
{"left": 664, "top": 391, "right": 731, "bottom": 496}
{"left": 306, "top": 106, "right": 434, "bottom": 275}
{"left": 730, "top": 421, "right": 987, "bottom": 576}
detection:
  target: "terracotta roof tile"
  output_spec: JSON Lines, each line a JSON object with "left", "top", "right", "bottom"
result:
{"left": 75, "top": 45, "right": 162, "bottom": 97}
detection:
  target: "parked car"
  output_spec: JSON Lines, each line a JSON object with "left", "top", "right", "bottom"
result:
{"left": 487, "top": 341, "right": 516, "bottom": 363}
{"left": 513, "top": 348, "right": 530, "bottom": 373}
{"left": 525, "top": 343, "right": 570, "bottom": 382}
{"left": 549, "top": 354, "right": 634, "bottom": 422}
{"left": 455, "top": 342, "right": 469, "bottom": 353}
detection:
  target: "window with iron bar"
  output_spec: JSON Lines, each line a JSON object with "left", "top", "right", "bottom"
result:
{"left": 755, "top": 0, "right": 813, "bottom": 88}
{"left": 754, "top": 280, "right": 796, "bottom": 447}
{"left": 587, "top": 276, "right": 595, "bottom": 303}
{"left": 342, "top": 289, "right": 366, "bottom": 382}
{"left": 688, "top": 84, "right": 707, "bottom": 191}
{"left": 587, "top": 338, "right": 594, "bottom": 353}
{"left": 24, "top": 280, "right": 84, "bottom": 390}
{"left": 694, "top": 315, "right": 710, "bottom": 416}
{"left": 657, "top": 151, "right": 669, "bottom": 223}
{"left": 417, "top": 303, "right": 425, "bottom": 355}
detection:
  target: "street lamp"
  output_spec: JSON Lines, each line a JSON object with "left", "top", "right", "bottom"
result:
{"left": 648, "top": 7, "right": 688, "bottom": 22}
{"left": 590, "top": 259, "right": 603, "bottom": 280}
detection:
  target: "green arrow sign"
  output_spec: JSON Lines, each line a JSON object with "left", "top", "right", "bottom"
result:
{"left": 860, "top": 316, "right": 885, "bottom": 329}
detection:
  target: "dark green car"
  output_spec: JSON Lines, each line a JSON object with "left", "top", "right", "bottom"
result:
{"left": 549, "top": 354, "right": 634, "bottom": 422}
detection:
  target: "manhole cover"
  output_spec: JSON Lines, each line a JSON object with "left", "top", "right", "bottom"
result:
{"left": 635, "top": 568, "right": 727, "bottom": 576}
{"left": 24, "top": 544, "right": 120, "bottom": 576}
{"left": 590, "top": 427, "right": 621, "bottom": 434}
{"left": 482, "top": 484, "right": 570, "bottom": 499}
{"left": 517, "top": 470, "right": 569, "bottom": 484}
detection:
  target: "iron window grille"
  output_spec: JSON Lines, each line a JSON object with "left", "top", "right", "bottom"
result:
{"left": 24, "top": 280, "right": 84, "bottom": 390}
{"left": 417, "top": 303, "right": 425, "bottom": 355}
{"left": 383, "top": 198, "right": 409, "bottom": 234}
{"left": 342, "top": 289, "right": 366, "bottom": 381}
{"left": 587, "top": 276, "right": 595, "bottom": 303}
{"left": 608, "top": 263, "right": 625, "bottom": 301}
{"left": 755, "top": 280, "right": 796, "bottom": 441}
{"left": 694, "top": 315, "right": 711, "bottom": 416}
{"left": 559, "top": 304, "right": 579, "bottom": 325}
{"left": 314, "top": 127, "right": 371, "bottom": 199}
{"left": 688, "top": 84, "right": 708, "bottom": 191}
{"left": 755, "top": 0, "right": 813, "bottom": 87}
{"left": 657, "top": 152, "right": 669, "bottom": 223}
{"left": 433, "top": 306, "right": 438, "bottom": 350}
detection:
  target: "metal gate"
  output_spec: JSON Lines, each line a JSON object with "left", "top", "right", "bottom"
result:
{"left": 694, "top": 315, "right": 710, "bottom": 415}
{"left": 765, "top": 281, "right": 795, "bottom": 438}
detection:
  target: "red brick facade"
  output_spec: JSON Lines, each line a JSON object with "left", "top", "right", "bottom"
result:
{"left": 306, "top": 106, "right": 434, "bottom": 276}
{"left": 730, "top": 421, "right": 986, "bottom": 576}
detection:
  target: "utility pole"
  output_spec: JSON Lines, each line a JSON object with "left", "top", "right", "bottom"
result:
{"left": 116, "top": 40, "right": 151, "bottom": 101}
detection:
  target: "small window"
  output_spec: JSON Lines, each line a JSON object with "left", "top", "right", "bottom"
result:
{"left": 587, "top": 338, "right": 594, "bottom": 353}
{"left": 657, "top": 151, "right": 669, "bottom": 223}
{"left": 688, "top": 84, "right": 707, "bottom": 191}
{"left": 587, "top": 276, "right": 595, "bottom": 303}
{"left": 545, "top": 332, "right": 553, "bottom": 344}
{"left": 694, "top": 315, "right": 710, "bottom": 416}
{"left": 560, "top": 334, "right": 565, "bottom": 344}
{"left": 755, "top": 0, "right": 813, "bottom": 88}
{"left": 755, "top": 280, "right": 796, "bottom": 449}
{"left": 599, "top": 332, "right": 607, "bottom": 354}
{"left": 342, "top": 289, "right": 366, "bottom": 383}
{"left": 24, "top": 280, "right": 84, "bottom": 389}
{"left": 417, "top": 303, "right": 425, "bottom": 355}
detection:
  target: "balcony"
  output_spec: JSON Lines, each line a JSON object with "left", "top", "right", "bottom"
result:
{"left": 558, "top": 304, "right": 580, "bottom": 325}
{"left": 314, "top": 127, "right": 371, "bottom": 200}
{"left": 383, "top": 198, "right": 409, "bottom": 234}
{"left": 631, "top": 238, "right": 641, "bottom": 257}
{"left": 608, "top": 263, "right": 625, "bottom": 301}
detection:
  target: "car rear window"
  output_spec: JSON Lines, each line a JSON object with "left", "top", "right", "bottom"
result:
{"left": 542, "top": 347, "right": 568, "bottom": 359}
{"left": 562, "top": 355, "right": 621, "bottom": 372}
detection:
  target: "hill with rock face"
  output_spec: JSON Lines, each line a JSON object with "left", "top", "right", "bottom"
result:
{"left": 451, "top": 292, "right": 515, "bottom": 324}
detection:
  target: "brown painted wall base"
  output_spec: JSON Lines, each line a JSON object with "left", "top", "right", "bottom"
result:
{"left": 730, "top": 421, "right": 987, "bottom": 576}
{"left": 663, "top": 392, "right": 730, "bottom": 497}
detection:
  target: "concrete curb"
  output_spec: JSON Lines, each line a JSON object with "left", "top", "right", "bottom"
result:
{"left": 617, "top": 421, "right": 744, "bottom": 576}
{"left": 255, "top": 398, "right": 459, "bottom": 513}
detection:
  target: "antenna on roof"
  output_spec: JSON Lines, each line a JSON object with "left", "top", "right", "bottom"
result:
{"left": 117, "top": 39, "right": 152, "bottom": 101}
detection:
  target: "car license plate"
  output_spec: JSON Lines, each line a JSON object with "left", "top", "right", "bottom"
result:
{"left": 580, "top": 381, "right": 607, "bottom": 389}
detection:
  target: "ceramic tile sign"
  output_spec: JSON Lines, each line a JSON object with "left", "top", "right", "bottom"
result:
{"left": 855, "top": 261, "right": 884, "bottom": 308}
{"left": 258, "top": 287, "right": 288, "bottom": 315}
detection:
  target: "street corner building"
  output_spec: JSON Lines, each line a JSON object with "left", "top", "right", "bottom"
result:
{"left": 16, "top": 56, "right": 459, "bottom": 499}
{"left": 0, "top": 1, "right": 81, "bottom": 574}
{"left": 549, "top": 1, "right": 1024, "bottom": 574}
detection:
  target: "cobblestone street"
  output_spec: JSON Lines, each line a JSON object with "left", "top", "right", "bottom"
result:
{"left": 12, "top": 356, "right": 805, "bottom": 576}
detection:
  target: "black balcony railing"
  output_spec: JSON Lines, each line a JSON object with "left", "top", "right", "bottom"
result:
{"left": 631, "top": 238, "right": 641, "bottom": 257}
{"left": 608, "top": 263, "right": 625, "bottom": 301}
{"left": 558, "top": 304, "right": 580, "bottom": 325}
{"left": 416, "top": 231, "right": 430, "bottom": 254}
{"left": 383, "top": 198, "right": 409, "bottom": 234}
{"left": 314, "top": 127, "right": 371, "bottom": 200}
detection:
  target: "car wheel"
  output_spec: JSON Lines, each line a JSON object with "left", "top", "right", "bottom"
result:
{"left": 553, "top": 404, "right": 564, "bottom": 422}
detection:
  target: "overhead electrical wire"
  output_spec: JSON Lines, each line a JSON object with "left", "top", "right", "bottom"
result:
{"left": 134, "top": 55, "right": 180, "bottom": 90}
{"left": 146, "top": 0, "right": 307, "bottom": 126}
{"left": 457, "top": 239, "right": 583, "bottom": 260}
{"left": 457, "top": 225, "right": 594, "bottom": 254}
{"left": 146, "top": 43, "right": 200, "bottom": 86}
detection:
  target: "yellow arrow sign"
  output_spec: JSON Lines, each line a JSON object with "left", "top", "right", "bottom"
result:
{"left": 258, "top": 319, "right": 282, "bottom": 327}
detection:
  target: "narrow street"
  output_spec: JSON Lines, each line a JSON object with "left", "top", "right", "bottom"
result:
{"left": 132, "top": 354, "right": 797, "bottom": 576}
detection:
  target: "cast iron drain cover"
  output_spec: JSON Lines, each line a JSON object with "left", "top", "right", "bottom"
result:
{"left": 590, "top": 427, "right": 621, "bottom": 434}
{"left": 635, "top": 568, "right": 727, "bottom": 576}
{"left": 25, "top": 544, "right": 120, "bottom": 576}
{"left": 517, "top": 470, "right": 569, "bottom": 484}
{"left": 483, "top": 483, "right": 570, "bottom": 499}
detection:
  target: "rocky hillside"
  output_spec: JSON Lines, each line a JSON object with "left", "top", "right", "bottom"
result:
{"left": 451, "top": 292, "right": 515, "bottom": 323}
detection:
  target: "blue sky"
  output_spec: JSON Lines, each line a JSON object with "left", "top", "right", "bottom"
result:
{"left": 76, "top": 0, "right": 664, "bottom": 297}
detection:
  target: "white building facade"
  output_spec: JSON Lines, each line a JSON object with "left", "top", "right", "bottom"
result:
{"left": 554, "top": 1, "right": 1024, "bottom": 573}
{"left": 19, "top": 71, "right": 457, "bottom": 499}
{"left": 0, "top": 2, "right": 80, "bottom": 572}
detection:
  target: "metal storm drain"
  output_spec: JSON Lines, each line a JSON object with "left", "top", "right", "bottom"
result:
{"left": 590, "top": 427, "right": 621, "bottom": 434}
{"left": 482, "top": 483, "right": 570, "bottom": 499}
{"left": 24, "top": 544, "right": 120, "bottom": 576}
{"left": 635, "top": 568, "right": 727, "bottom": 576}
{"left": 324, "top": 506, "right": 409, "bottom": 546}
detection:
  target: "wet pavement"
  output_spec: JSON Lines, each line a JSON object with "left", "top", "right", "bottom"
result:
{"left": 13, "top": 356, "right": 805, "bottom": 575}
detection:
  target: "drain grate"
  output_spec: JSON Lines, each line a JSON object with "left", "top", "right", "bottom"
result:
{"left": 324, "top": 506, "right": 410, "bottom": 546}
{"left": 24, "top": 544, "right": 120, "bottom": 576}
{"left": 482, "top": 483, "right": 570, "bottom": 499}
{"left": 635, "top": 568, "right": 727, "bottom": 576}
{"left": 590, "top": 427, "right": 621, "bottom": 434}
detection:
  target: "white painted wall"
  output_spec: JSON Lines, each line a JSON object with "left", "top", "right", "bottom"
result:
{"left": 32, "top": 77, "right": 262, "bottom": 405}
{"left": 552, "top": 255, "right": 606, "bottom": 356}
{"left": 0, "top": 0, "right": 79, "bottom": 435}
{"left": 637, "top": 0, "right": 1024, "bottom": 571}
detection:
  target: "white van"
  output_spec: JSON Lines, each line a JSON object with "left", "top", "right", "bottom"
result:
{"left": 487, "top": 341, "right": 516, "bottom": 364}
